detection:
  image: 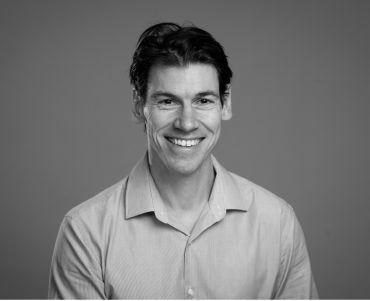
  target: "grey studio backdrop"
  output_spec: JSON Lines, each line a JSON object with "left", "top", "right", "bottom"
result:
{"left": 1, "top": 0, "right": 369, "bottom": 299}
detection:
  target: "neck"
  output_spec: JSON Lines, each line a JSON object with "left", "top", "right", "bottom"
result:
{"left": 149, "top": 155, "right": 215, "bottom": 213}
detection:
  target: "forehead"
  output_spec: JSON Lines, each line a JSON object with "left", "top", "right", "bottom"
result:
{"left": 147, "top": 63, "right": 219, "bottom": 97}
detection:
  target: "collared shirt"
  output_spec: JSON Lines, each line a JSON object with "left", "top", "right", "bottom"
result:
{"left": 48, "top": 154, "right": 318, "bottom": 299}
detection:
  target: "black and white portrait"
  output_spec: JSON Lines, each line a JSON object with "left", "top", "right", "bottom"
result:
{"left": 1, "top": 0, "right": 369, "bottom": 299}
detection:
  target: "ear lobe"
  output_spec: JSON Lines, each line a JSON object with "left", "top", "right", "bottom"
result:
{"left": 221, "top": 86, "right": 232, "bottom": 120}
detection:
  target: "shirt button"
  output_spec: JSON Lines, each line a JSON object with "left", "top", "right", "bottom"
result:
{"left": 187, "top": 287, "right": 194, "bottom": 297}
{"left": 214, "top": 206, "right": 222, "bottom": 217}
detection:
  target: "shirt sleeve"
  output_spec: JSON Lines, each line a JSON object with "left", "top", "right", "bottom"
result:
{"left": 274, "top": 206, "right": 319, "bottom": 299}
{"left": 48, "top": 215, "right": 106, "bottom": 299}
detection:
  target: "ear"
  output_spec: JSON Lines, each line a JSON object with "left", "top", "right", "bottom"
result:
{"left": 221, "top": 85, "right": 232, "bottom": 120}
{"left": 132, "top": 89, "right": 146, "bottom": 123}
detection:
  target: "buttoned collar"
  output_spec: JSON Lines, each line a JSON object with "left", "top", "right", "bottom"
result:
{"left": 125, "top": 153, "right": 254, "bottom": 220}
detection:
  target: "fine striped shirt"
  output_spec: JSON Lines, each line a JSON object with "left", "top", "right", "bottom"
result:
{"left": 48, "top": 154, "right": 318, "bottom": 299}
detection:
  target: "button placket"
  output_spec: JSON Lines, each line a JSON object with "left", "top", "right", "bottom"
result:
{"left": 184, "top": 238, "right": 194, "bottom": 299}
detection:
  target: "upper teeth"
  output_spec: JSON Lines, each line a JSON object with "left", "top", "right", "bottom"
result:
{"left": 169, "top": 138, "right": 201, "bottom": 147}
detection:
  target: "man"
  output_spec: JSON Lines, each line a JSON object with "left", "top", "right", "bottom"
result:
{"left": 48, "top": 22, "right": 318, "bottom": 299}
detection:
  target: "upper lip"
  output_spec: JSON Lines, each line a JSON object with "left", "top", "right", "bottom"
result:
{"left": 165, "top": 136, "right": 204, "bottom": 140}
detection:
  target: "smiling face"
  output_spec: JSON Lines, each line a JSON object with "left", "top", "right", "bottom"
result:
{"left": 138, "top": 63, "right": 232, "bottom": 176}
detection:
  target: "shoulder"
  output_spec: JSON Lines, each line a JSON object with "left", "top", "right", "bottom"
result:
{"left": 229, "top": 171, "right": 295, "bottom": 223}
{"left": 63, "top": 177, "right": 128, "bottom": 235}
{"left": 227, "top": 170, "right": 301, "bottom": 260}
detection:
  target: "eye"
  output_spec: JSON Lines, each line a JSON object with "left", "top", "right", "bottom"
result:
{"left": 196, "top": 98, "right": 214, "bottom": 105}
{"left": 156, "top": 98, "right": 179, "bottom": 110}
{"left": 158, "top": 98, "right": 174, "bottom": 105}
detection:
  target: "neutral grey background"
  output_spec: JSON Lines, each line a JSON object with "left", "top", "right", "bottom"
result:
{"left": 1, "top": 0, "right": 369, "bottom": 298}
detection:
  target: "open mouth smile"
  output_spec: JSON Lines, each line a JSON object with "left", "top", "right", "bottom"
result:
{"left": 165, "top": 137, "right": 204, "bottom": 147}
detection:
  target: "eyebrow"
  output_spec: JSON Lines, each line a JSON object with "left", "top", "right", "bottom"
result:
{"left": 151, "top": 90, "right": 220, "bottom": 99}
{"left": 196, "top": 90, "right": 220, "bottom": 98}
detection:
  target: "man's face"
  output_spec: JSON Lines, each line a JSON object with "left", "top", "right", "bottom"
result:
{"left": 140, "top": 63, "right": 232, "bottom": 176}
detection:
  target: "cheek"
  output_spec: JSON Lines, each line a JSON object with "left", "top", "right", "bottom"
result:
{"left": 145, "top": 109, "right": 174, "bottom": 142}
{"left": 144, "top": 107, "right": 161, "bottom": 132}
{"left": 197, "top": 110, "right": 222, "bottom": 132}
{"left": 147, "top": 109, "right": 177, "bottom": 130}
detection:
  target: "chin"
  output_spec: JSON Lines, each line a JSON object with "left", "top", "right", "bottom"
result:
{"left": 166, "top": 156, "right": 206, "bottom": 176}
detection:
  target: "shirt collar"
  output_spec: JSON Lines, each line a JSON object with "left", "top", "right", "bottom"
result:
{"left": 125, "top": 153, "right": 254, "bottom": 219}
{"left": 210, "top": 155, "right": 253, "bottom": 212}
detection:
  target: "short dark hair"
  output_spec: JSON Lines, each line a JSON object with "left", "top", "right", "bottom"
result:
{"left": 129, "top": 22, "right": 233, "bottom": 103}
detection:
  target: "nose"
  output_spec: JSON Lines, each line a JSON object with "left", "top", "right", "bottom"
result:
{"left": 174, "top": 104, "right": 199, "bottom": 132}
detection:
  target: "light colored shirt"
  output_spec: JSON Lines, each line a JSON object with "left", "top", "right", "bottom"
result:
{"left": 48, "top": 154, "right": 318, "bottom": 299}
